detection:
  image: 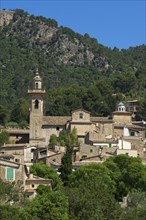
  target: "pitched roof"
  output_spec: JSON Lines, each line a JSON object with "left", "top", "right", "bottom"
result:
{"left": 91, "top": 117, "right": 113, "bottom": 123}
{"left": 42, "top": 115, "right": 113, "bottom": 126}
{"left": 42, "top": 116, "right": 71, "bottom": 126}
{"left": 114, "top": 123, "right": 145, "bottom": 130}
{"left": 71, "top": 108, "right": 91, "bottom": 114}
{"left": 6, "top": 129, "right": 29, "bottom": 134}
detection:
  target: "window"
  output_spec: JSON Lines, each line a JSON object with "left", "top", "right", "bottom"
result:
{"left": 130, "top": 131, "right": 135, "bottom": 136}
{"left": 79, "top": 113, "right": 83, "bottom": 119}
{"left": 90, "top": 149, "right": 93, "bottom": 153}
{"left": 81, "top": 155, "right": 87, "bottom": 159}
{"left": 31, "top": 184, "right": 35, "bottom": 188}
{"left": 56, "top": 127, "right": 60, "bottom": 131}
{"left": 4, "top": 157, "right": 10, "bottom": 161}
{"left": 109, "top": 143, "right": 112, "bottom": 148}
{"left": 35, "top": 82, "right": 38, "bottom": 89}
{"left": 6, "top": 167, "right": 14, "bottom": 181}
{"left": 0, "top": 152, "right": 4, "bottom": 154}
{"left": 34, "top": 100, "right": 39, "bottom": 109}
{"left": 15, "top": 158, "right": 20, "bottom": 163}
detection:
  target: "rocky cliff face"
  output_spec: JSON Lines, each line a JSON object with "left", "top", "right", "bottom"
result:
{"left": 0, "top": 9, "right": 111, "bottom": 69}
{"left": 0, "top": 10, "right": 14, "bottom": 27}
{"left": 0, "top": 9, "right": 145, "bottom": 120}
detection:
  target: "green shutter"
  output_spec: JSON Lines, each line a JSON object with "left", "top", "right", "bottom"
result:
{"left": 7, "top": 167, "right": 14, "bottom": 180}
{"left": 109, "top": 143, "right": 112, "bottom": 148}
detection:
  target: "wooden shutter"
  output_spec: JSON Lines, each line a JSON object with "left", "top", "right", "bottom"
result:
{"left": 7, "top": 167, "right": 14, "bottom": 180}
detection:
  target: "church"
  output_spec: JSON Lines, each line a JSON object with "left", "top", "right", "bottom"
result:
{"left": 27, "top": 69, "right": 145, "bottom": 159}
{"left": 0, "top": 69, "right": 145, "bottom": 188}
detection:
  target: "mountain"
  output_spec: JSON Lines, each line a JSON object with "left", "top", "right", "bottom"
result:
{"left": 0, "top": 9, "right": 146, "bottom": 125}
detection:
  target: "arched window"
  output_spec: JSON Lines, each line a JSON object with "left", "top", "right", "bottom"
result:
{"left": 79, "top": 113, "right": 83, "bottom": 119}
{"left": 35, "top": 83, "right": 38, "bottom": 89}
{"left": 34, "top": 100, "right": 39, "bottom": 109}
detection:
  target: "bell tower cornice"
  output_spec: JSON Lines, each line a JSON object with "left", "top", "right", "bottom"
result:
{"left": 28, "top": 68, "right": 46, "bottom": 96}
{"left": 28, "top": 67, "right": 46, "bottom": 146}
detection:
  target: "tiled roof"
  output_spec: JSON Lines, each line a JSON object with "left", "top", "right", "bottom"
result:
{"left": 91, "top": 139, "right": 116, "bottom": 143}
{"left": 90, "top": 117, "right": 113, "bottom": 122}
{"left": 0, "top": 144, "right": 28, "bottom": 148}
{"left": 114, "top": 123, "right": 144, "bottom": 130}
{"left": 127, "top": 124, "right": 145, "bottom": 130}
{"left": 0, "top": 154, "right": 14, "bottom": 158}
{"left": 42, "top": 116, "right": 71, "bottom": 126}
{"left": 71, "top": 108, "right": 91, "bottom": 114}
{"left": 42, "top": 115, "right": 113, "bottom": 125}
{"left": 6, "top": 129, "right": 30, "bottom": 134}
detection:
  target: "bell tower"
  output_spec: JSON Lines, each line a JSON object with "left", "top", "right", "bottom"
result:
{"left": 28, "top": 69, "right": 46, "bottom": 146}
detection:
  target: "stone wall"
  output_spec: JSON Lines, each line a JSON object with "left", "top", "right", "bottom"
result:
{"left": 70, "top": 123, "right": 92, "bottom": 136}
{"left": 113, "top": 113, "right": 132, "bottom": 123}
{"left": 0, "top": 161, "right": 25, "bottom": 185}
{"left": 72, "top": 110, "right": 90, "bottom": 121}
{"left": 42, "top": 125, "right": 65, "bottom": 146}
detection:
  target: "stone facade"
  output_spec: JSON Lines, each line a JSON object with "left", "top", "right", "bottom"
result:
{"left": 28, "top": 69, "right": 46, "bottom": 147}
{"left": 0, "top": 70, "right": 146, "bottom": 192}
{"left": 0, "top": 158, "right": 27, "bottom": 186}
{"left": 26, "top": 71, "right": 145, "bottom": 162}
{"left": 25, "top": 174, "right": 52, "bottom": 199}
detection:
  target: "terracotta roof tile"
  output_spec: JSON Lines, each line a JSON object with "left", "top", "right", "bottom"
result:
{"left": 42, "top": 116, "right": 71, "bottom": 126}
{"left": 90, "top": 117, "right": 113, "bottom": 122}
{"left": 71, "top": 109, "right": 91, "bottom": 114}
{"left": 114, "top": 123, "right": 145, "bottom": 130}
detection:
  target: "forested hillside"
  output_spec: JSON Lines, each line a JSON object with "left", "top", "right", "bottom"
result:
{"left": 0, "top": 9, "right": 146, "bottom": 127}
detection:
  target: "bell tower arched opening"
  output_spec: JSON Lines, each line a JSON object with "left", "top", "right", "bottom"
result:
{"left": 28, "top": 68, "right": 46, "bottom": 146}
{"left": 34, "top": 100, "right": 39, "bottom": 109}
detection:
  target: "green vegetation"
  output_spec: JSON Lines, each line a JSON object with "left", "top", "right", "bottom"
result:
{"left": 104, "top": 155, "right": 146, "bottom": 200}
{"left": 59, "top": 128, "right": 79, "bottom": 186}
{"left": 30, "top": 162, "right": 63, "bottom": 190}
{"left": 0, "top": 131, "right": 9, "bottom": 146}
{"left": 0, "top": 179, "right": 24, "bottom": 204}
{"left": 0, "top": 9, "right": 146, "bottom": 127}
{"left": 0, "top": 154, "right": 146, "bottom": 219}
{"left": 24, "top": 190, "right": 69, "bottom": 220}
{"left": 120, "top": 191, "right": 146, "bottom": 220}
{"left": 0, "top": 8, "right": 146, "bottom": 220}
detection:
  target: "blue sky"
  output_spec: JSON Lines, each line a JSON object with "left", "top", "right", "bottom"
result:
{"left": 1, "top": 0, "right": 146, "bottom": 49}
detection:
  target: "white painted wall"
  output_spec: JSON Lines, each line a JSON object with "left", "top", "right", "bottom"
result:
{"left": 118, "top": 139, "right": 131, "bottom": 150}
{"left": 116, "top": 149, "right": 137, "bottom": 157}
{"left": 124, "top": 127, "right": 130, "bottom": 136}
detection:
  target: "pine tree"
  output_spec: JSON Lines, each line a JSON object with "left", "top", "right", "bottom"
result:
{"left": 59, "top": 128, "right": 79, "bottom": 186}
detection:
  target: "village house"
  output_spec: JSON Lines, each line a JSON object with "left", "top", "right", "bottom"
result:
{"left": 0, "top": 152, "right": 52, "bottom": 199}
{"left": 26, "top": 70, "right": 146, "bottom": 165}
{"left": 0, "top": 69, "right": 146, "bottom": 188}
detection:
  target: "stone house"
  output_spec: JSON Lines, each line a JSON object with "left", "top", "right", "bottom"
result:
{"left": 6, "top": 128, "right": 29, "bottom": 144}
{"left": 0, "top": 143, "right": 35, "bottom": 164}
{"left": 25, "top": 174, "right": 53, "bottom": 199}
{"left": 27, "top": 71, "right": 145, "bottom": 163}
{"left": 0, "top": 158, "right": 27, "bottom": 184}
{"left": 0, "top": 70, "right": 145, "bottom": 179}
{"left": 0, "top": 156, "right": 53, "bottom": 199}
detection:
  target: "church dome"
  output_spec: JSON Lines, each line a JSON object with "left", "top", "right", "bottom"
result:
{"left": 117, "top": 102, "right": 126, "bottom": 112}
